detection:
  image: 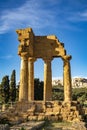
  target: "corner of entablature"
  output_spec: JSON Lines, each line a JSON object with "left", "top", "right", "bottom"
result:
{"left": 19, "top": 51, "right": 29, "bottom": 58}
{"left": 62, "top": 55, "right": 72, "bottom": 61}
{"left": 60, "top": 42, "right": 64, "bottom": 47}
{"left": 16, "top": 29, "right": 21, "bottom": 34}
{"left": 16, "top": 27, "right": 34, "bottom": 39}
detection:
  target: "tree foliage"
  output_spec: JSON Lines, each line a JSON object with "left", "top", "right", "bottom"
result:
{"left": 1, "top": 76, "right": 9, "bottom": 103}
{"left": 10, "top": 70, "right": 16, "bottom": 102}
{"left": 34, "top": 78, "right": 44, "bottom": 100}
{"left": 72, "top": 88, "right": 87, "bottom": 103}
{"left": 52, "top": 85, "right": 87, "bottom": 102}
{"left": 0, "top": 70, "right": 17, "bottom": 103}
{"left": 0, "top": 73, "right": 87, "bottom": 104}
{"left": 52, "top": 85, "right": 64, "bottom": 101}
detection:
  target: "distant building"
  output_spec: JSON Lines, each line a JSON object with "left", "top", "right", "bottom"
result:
{"left": 52, "top": 77, "right": 87, "bottom": 88}
{"left": 52, "top": 79, "right": 63, "bottom": 86}
{"left": 72, "top": 78, "right": 87, "bottom": 88}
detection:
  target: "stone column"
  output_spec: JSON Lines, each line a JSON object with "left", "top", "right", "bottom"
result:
{"left": 28, "top": 57, "right": 35, "bottom": 101}
{"left": 63, "top": 55, "right": 72, "bottom": 102}
{"left": 19, "top": 54, "right": 28, "bottom": 101}
{"left": 44, "top": 58, "right": 52, "bottom": 101}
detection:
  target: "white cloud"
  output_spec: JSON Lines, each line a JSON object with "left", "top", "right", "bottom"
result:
{"left": 0, "top": 55, "right": 13, "bottom": 59}
{"left": 68, "top": 10, "right": 87, "bottom": 22}
{"left": 72, "top": 76, "right": 87, "bottom": 79}
{"left": 0, "top": 0, "right": 87, "bottom": 34}
{"left": 52, "top": 77, "right": 62, "bottom": 80}
{"left": 0, "top": 0, "right": 56, "bottom": 34}
{"left": 52, "top": 76, "right": 87, "bottom": 81}
{"left": 81, "top": 11, "right": 87, "bottom": 17}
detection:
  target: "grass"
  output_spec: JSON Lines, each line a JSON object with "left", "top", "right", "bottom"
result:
{"left": 41, "top": 120, "right": 72, "bottom": 130}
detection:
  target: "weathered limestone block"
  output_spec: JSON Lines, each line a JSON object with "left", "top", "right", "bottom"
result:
{"left": 37, "top": 115, "right": 45, "bottom": 121}
{"left": 69, "top": 111, "right": 74, "bottom": 116}
{"left": 28, "top": 116, "right": 37, "bottom": 121}
{"left": 53, "top": 107, "right": 61, "bottom": 115}
{"left": 72, "top": 121, "right": 86, "bottom": 130}
{"left": 70, "top": 106, "right": 77, "bottom": 111}
{"left": 2, "top": 104, "right": 6, "bottom": 111}
{"left": 45, "top": 112, "right": 53, "bottom": 116}
{"left": 27, "top": 106, "right": 36, "bottom": 116}
{"left": 74, "top": 110, "right": 79, "bottom": 117}
{"left": 45, "top": 101, "right": 53, "bottom": 107}
{"left": 46, "top": 108, "right": 53, "bottom": 112}
{"left": 50, "top": 115, "right": 58, "bottom": 121}
{"left": 63, "top": 116, "right": 68, "bottom": 121}
{"left": 42, "top": 103, "right": 46, "bottom": 113}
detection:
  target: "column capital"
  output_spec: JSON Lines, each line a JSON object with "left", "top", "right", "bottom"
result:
{"left": 28, "top": 57, "right": 36, "bottom": 62}
{"left": 18, "top": 43, "right": 29, "bottom": 56}
{"left": 62, "top": 55, "right": 72, "bottom": 61}
{"left": 43, "top": 57, "right": 53, "bottom": 62}
{"left": 20, "top": 52, "right": 28, "bottom": 57}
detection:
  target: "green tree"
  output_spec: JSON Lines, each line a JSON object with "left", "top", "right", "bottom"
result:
{"left": 52, "top": 88, "right": 64, "bottom": 101}
{"left": 72, "top": 88, "right": 87, "bottom": 103}
{"left": 10, "top": 70, "right": 16, "bottom": 102}
{"left": 1, "top": 76, "right": 9, "bottom": 103}
{"left": 16, "top": 82, "right": 19, "bottom": 101}
{"left": 34, "top": 78, "right": 43, "bottom": 100}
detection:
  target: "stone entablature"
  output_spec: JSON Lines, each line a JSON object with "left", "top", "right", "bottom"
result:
{"left": 16, "top": 28, "right": 72, "bottom": 102}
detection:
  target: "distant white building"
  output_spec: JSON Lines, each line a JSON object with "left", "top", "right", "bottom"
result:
{"left": 72, "top": 78, "right": 87, "bottom": 88}
{"left": 52, "top": 79, "right": 63, "bottom": 86}
{"left": 52, "top": 77, "right": 87, "bottom": 88}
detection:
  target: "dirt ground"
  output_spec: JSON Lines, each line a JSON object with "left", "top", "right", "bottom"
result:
{"left": 42, "top": 121, "right": 73, "bottom": 130}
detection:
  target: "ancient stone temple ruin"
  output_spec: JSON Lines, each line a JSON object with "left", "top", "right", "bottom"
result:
{"left": 0, "top": 28, "right": 86, "bottom": 126}
{"left": 9, "top": 27, "right": 84, "bottom": 122}
{"left": 16, "top": 28, "right": 72, "bottom": 103}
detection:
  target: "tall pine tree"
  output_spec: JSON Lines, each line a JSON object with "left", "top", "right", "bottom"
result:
{"left": 10, "top": 70, "right": 16, "bottom": 102}
{"left": 34, "top": 78, "right": 43, "bottom": 100}
{"left": 1, "top": 76, "right": 9, "bottom": 103}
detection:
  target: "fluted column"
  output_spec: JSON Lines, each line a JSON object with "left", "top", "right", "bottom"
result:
{"left": 19, "top": 54, "right": 28, "bottom": 101}
{"left": 28, "top": 57, "right": 35, "bottom": 101}
{"left": 44, "top": 58, "right": 52, "bottom": 101}
{"left": 63, "top": 55, "right": 72, "bottom": 102}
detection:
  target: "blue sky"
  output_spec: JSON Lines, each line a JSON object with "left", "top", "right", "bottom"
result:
{"left": 0, "top": 0, "right": 87, "bottom": 82}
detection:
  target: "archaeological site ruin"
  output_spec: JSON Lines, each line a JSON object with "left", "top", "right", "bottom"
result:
{"left": 11, "top": 28, "right": 84, "bottom": 122}
{"left": 1, "top": 28, "right": 85, "bottom": 124}
{"left": 16, "top": 28, "right": 72, "bottom": 102}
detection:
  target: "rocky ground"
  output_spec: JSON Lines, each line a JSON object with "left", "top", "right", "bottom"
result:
{"left": 0, "top": 121, "right": 87, "bottom": 130}
{"left": 0, "top": 121, "right": 45, "bottom": 130}
{"left": 42, "top": 121, "right": 87, "bottom": 130}
{"left": 10, "top": 121, "right": 45, "bottom": 130}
